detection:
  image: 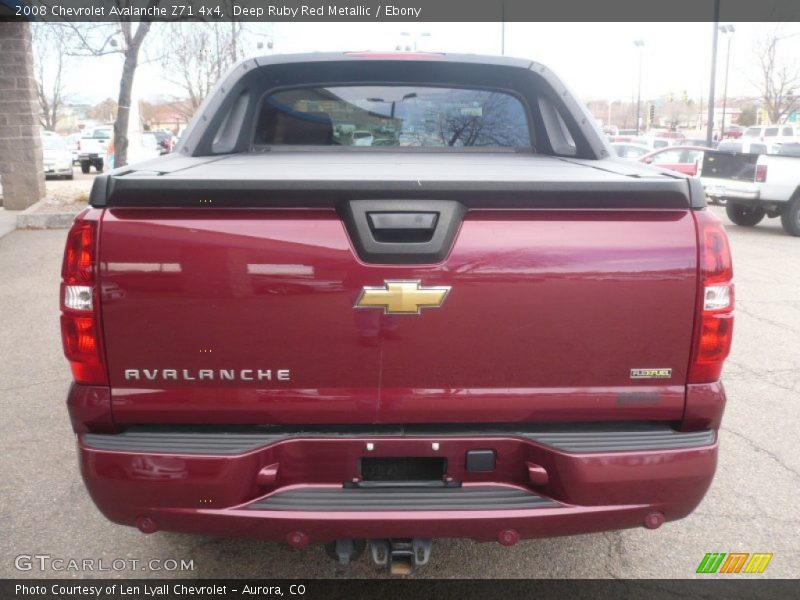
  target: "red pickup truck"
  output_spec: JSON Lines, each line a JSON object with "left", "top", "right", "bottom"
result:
{"left": 60, "top": 53, "right": 733, "bottom": 573}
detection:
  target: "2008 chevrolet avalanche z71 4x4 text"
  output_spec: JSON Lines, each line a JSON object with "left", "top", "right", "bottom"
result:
{"left": 60, "top": 53, "right": 733, "bottom": 573}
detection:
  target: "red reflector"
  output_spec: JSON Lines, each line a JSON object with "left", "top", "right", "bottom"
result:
{"left": 344, "top": 51, "right": 444, "bottom": 59}
{"left": 61, "top": 314, "right": 108, "bottom": 385}
{"left": 62, "top": 221, "right": 96, "bottom": 284}
{"left": 697, "top": 313, "right": 733, "bottom": 360}
{"left": 755, "top": 164, "right": 767, "bottom": 183}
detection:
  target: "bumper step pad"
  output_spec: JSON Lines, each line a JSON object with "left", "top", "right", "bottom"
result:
{"left": 247, "top": 485, "right": 559, "bottom": 511}
{"left": 83, "top": 424, "right": 715, "bottom": 455}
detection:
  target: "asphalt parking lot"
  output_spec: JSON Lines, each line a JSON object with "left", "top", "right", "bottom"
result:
{"left": 0, "top": 205, "right": 798, "bottom": 579}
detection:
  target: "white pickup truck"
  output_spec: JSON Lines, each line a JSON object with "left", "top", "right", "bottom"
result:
{"left": 701, "top": 143, "right": 800, "bottom": 236}
{"left": 77, "top": 127, "right": 112, "bottom": 174}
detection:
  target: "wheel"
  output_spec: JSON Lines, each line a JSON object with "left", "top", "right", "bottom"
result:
{"left": 94, "top": 159, "right": 104, "bottom": 173}
{"left": 80, "top": 161, "right": 90, "bottom": 174}
{"left": 726, "top": 203, "right": 765, "bottom": 227}
{"left": 780, "top": 196, "right": 800, "bottom": 237}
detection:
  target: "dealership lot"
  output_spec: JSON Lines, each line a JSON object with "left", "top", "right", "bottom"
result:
{"left": 0, "top": 206, "right": 798, "bottom": 579}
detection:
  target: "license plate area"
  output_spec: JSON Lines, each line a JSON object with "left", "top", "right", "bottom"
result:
{"left": 360, "top": 457, "right": 447, "bottom": 483}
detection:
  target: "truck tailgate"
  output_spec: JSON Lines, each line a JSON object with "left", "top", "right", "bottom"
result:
{"left": 99, "top": 191, "right": 697, "bottom": 425}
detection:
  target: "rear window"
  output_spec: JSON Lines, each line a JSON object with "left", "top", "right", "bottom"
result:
{"left": 765, "top": 127, "right": 779, "bottom": 137}
{"left": 87, "top": 129, "right": 111, "bottom": 140}
{"left": 253, "top": 85, "right": 532, "bottom": 149}
{"left": 744, "top": 127, "right": 760, "bottom": 138}
{"left": 778, "top": 143, "right": 800, "bottom": 157}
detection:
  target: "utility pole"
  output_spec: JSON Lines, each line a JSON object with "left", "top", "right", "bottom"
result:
{"left": 719, "top": 25, "right": 735, "bottom": 138}
{"left": 705, "top": 0, "right": 720, "bottom": 147}
{"left": 501, "top": 5, "right": 505, "bottom": 55}
{"left": 633, "top": 40, "right": 645, "bottom": 134}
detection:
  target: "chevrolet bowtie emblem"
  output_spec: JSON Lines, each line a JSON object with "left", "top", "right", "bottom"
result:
{"left": 355, "top": 280, "right": 451, "bottom": 315}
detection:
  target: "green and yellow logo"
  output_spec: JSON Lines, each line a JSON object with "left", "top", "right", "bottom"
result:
{"left": 696, "top": 552, "right": 773, "bottom": 574}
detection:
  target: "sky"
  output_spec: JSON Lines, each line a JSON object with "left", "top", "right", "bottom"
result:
{"left": 47, "top": 21, "right": 800, "bottom": 106}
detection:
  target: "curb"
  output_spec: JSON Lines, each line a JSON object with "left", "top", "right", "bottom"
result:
{"left": 16, "top": 199, "right": 82, "bottom": 230}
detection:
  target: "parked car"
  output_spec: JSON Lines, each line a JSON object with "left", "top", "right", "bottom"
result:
{"left": 648, "top": 130, "right": 686, "bottom": 143}
{"left": 78, "top": 127, "right": 112, "bottom": 173}
{"left": 41, "top": 135, "right": 73, "bottom": 179}
{"left": 634, "top": 135, "right": 680, "bottom": 151}
{"left": 640, "top": 145, "right": 710, "bottom": 176}
{"left": 742, "top": 124, "right": 800, "bottom": 153}
{"left": 66, "top": 133, "right": 82, "bottom": 165}
{"left": 351, "top": 130, "right": 374, "bottom": 146}
{"left": 62, "top": 52, "right": 732, "bottom": 573}
{"left": 104, "top": 132, "right": 162, "bottom": 169}
{"left": 152, "top": 130, "right": 175, "bottom": 155}
{"left": 721, "top": 125, "right": 744, "bottom": 139}
{"left": 701, "top": 144, "right": 800, "bottom": 235}
{"left": 683, "top": 137, "right": 715, "bottom": 148}
{"left": 611, "top": 142, "right": 649, "bottom": 160}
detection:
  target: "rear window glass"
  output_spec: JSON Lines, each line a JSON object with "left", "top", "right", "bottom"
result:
{"left": 86, "top": 129, "right": 111, "bottom": 140}
{"left": 744, "top": 127, "right": 760, "bottom": 138}
{"left": 253, "top": 85, "right": 532, "bottom": 149}
{"left": 765, "top": 127, "right": 779, "bottom": 137}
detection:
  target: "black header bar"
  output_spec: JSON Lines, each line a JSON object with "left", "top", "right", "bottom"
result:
{"left": 2, "top": 0, "right": 800, "bottom": 22}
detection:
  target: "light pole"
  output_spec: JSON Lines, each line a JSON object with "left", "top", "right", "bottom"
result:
{"left": 633, "top": 40, "right": 645, "bottom": 134}
{"left": 719, "top": 25, "right": 735, "bottom": 138}
{"left": 706, "top": 0, "right": 721, "bottom": 147}
{"left": 398, "top": 32, "right": 431, "bottom": 52}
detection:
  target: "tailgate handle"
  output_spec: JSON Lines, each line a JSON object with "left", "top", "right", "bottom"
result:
{"left": 367, "top": 212, "right": 439, "bottom": 243}
{"left": 368, "top": 212, "right": 438, "bottom": 231}
{"left": 340, "top": 200, "right": 466, "bottom": 264}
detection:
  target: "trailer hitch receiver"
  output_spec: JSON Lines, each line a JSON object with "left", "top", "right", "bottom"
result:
{"left": 370, "top": 538, "right": 432, "bottom": 574}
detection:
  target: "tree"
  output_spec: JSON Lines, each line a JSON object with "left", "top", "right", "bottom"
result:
{"left": 32, "top": 23, "right": 70, "bottom": 131}
{"left": 158, "top": 22, "right": 243, "bottom": 121}
{"left": 66, "top": 1, "right": 160, "bottom": 167}
{"left": 87, "top": 98, "right": 118, "bottom": 124}
{"left": 750, "top": 30, "right": 800, "bottom": 123}
{"left": 738, "top": 105, "right": 757, "bottom": 127}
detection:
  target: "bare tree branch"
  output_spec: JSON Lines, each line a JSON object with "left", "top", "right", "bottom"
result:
{"left": 749, "top": 28, "right": 800, "bottom": 123}
{"left": 32, "top": 23, "right": 71, "bottom": 131}
{"left": 158, "top": 22, "right": 244, "bottom": 120}
{"left": 64, "top": 1, "right": 162, "bottom": 167}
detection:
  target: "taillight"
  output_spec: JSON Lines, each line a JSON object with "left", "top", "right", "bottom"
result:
{"left": 689, "top": 210, "right": 734, "bottom": 383}
{"left": 76, "top": 140, "right": 80, "bottom": 151}
{"left": 755, "top": 164, "right": 767, "bottom": 183}
{"left": 60, "top": 218, "right": 108, "bottom": 385}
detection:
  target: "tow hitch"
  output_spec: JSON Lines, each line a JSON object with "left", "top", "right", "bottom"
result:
{"left": 370, "top": 539, "right": 432, "bottom": 575}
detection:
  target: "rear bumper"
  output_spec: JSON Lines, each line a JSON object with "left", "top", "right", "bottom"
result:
{"left": 702, "top": 180, "right": 760, "bottom": 201}
{"left": 76, "top": 425, "right": 718, "bottom": 544}
{"left": 44, "top": 166, "right": 72, "bottom": 176}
